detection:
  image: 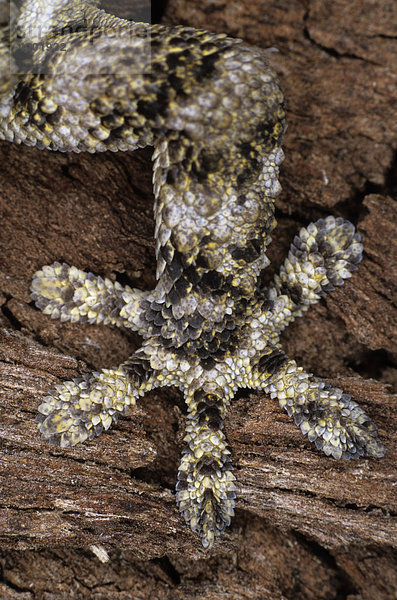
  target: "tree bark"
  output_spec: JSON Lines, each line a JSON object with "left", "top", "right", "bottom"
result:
{"left": 0, "top": 0, "right": 396, "bottom": 598}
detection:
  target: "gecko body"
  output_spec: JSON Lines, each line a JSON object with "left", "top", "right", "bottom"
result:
{"left": 0, "top": 0, "right": 384, "bottom": 548}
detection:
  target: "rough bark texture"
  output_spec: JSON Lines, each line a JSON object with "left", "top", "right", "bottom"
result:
{"left": 0, "top": 0, "right": 396, "bottom": 598}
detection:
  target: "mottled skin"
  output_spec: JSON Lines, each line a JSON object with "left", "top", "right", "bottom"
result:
{"left": 0, "top": 0, "right": 384, "bottom": 548}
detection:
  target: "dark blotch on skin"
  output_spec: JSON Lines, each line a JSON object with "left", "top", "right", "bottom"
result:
{"left": 279, "top": 281, "right": 303, "bottom": 306}
{"left": 258, "top": 348, "right": 288, "bottom": 375}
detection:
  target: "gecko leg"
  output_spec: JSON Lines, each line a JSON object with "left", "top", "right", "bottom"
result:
{"left": 257, "top": 350, "right": 385, "bottom": 459}
{"left": 176, "top": 389, "right": 237, "bottom": 548}
{"left": 31, "top": 262, "right": 148, "bottom": 333}
{"left": 36, "top": 352, "right": 156, "bottom": 448}
{"left": 264, "top": 216, "right": 363, "bottom": 334}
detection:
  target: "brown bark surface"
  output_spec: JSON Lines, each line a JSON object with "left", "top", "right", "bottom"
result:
{"left": 0, "top": 1, "right": 396, "bottom": 598}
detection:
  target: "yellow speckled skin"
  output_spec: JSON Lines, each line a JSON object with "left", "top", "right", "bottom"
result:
{"left": 1, "top": 0, "right": 384, "bottom": 548}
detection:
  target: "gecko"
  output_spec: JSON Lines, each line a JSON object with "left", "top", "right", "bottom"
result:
{"left": 0, "top": 0, "right": 384, "bottom": 548}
